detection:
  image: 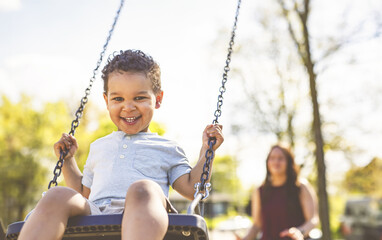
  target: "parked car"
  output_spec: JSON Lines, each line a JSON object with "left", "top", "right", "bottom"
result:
{"left": 340, "top": 197, "right": 382, "bottom": 240}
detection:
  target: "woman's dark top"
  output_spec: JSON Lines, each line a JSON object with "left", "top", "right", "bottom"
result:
{"left": 259, "top": 184, "right": 305, "bottom": 240}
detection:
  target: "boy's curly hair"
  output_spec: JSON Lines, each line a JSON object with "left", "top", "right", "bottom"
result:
{"left": 101, "top": 50, "right": 161, "bottom": 94}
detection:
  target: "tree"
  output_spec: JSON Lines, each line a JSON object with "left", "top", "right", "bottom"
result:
{"left": 211, "top": 155, "right": 242, "bottom": 194}
{"left": 344, "top": 157, "right": 382, "bottom": 196}
{"left": 275, "top": 0, "right": 331, "bottom": 238}
{"left": 210, "top": 155, "right": 246, "bottom": 214}
{"left": 0, "top": 95, "right": 71, "bottom": 225}
{"left": 229, "top": 34, "right": 302, "bottom": 150}
{"left": 226, "top": 0, "right": 381, "bottom": 237}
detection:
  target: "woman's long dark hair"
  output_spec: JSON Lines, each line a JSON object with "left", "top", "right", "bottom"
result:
{"left": 261, "top": 145, "right": 302, "bottom": 220}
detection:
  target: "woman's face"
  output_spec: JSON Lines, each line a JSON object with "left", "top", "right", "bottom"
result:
{"left": 267, "top": 147, "right": 288, "bottom": 176}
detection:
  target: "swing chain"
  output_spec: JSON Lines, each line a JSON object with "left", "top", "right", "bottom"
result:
{"left": 198, "top": 0, "right": 241, "bottom": 194}
{"left": 213, "top": 0, "right": 241, "bottom": 125}
{"left": 48, "top": 0, "right": 125, "bottom": 189}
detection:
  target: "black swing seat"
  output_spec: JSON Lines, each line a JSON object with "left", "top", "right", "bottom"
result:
{"left": 5, "top": 213, "right": 208, "bottom": 240}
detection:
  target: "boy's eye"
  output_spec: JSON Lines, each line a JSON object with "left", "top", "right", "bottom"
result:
{"left": 134, "top": 96, "right": 147, "bottom": 101}
{"left": 112, "top": 97, "right": 123, "bottom": 101}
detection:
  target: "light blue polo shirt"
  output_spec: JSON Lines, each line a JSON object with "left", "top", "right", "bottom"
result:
{"left": 82, "top": 131, "right": 192, "bottom": 204}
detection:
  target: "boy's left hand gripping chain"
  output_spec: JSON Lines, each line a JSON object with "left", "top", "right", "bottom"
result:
{"left": 195, "top": 137, "right": 216, "bottom": 200}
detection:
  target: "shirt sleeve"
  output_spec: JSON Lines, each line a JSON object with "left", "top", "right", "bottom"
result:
{"left": 82, "top": 143, "right": 95, "bottom": 189}
{"left": 168, "top": 145, "right": 192, "bottom": 187}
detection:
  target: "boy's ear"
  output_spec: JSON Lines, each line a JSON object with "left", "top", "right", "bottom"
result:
{"left": 155, "top": 91, "right": 164, "bottom": 109}
{"left": 103, "top": 92, "right": 109, "bottom": 109}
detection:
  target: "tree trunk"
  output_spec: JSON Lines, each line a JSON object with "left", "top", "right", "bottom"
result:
{"left": 300, "top": 4, "right": 332, "bottom": 239}
{"left": 277, "top": 0, "right": 332, "bottom": 238}
{"left": 307, "top": 59, "right": 332, "bottom": 240}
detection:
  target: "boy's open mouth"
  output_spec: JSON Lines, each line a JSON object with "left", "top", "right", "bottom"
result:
{"left": 122, "top": 116, "right": 140, "bottom": 124}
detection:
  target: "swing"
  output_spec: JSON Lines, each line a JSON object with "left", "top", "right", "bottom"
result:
{"left": 5, "top": 0, "right": 241, "bottom": 239}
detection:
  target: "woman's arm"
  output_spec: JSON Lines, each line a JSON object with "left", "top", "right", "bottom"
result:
{"left": 280, "top": 179, "right": 319, "bottom": 240}
{"left": 241, "top": 188, "right": 262, "bottom": 240}
{"left": 297, "top": 179, "right": 319, "bottom": 237}
{"left": 280, "top": 179, "right": 318, "bottom": 239}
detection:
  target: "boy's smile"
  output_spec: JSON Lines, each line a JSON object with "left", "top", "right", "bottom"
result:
{"left": 103, "top": 71, "right": 163, "bottom": 135}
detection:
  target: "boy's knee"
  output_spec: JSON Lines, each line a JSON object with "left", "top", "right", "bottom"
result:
{"left": 39, "top": 186, "right": 77, "bottom": 208}
{"left": 125, "top": 180, "right": 164, "bottom": 204}
{"left": 35, "top": 186, "right": 89, "bottom": 216}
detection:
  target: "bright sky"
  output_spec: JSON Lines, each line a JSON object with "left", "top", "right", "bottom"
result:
{"left": 1, "top": 0, "right": 382, "bottom": 190}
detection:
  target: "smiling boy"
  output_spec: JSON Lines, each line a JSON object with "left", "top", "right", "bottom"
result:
{"left": 18, "top": 50, "right": 223, "bottom": 240}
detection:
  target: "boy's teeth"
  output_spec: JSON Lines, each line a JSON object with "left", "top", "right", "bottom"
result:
{"left": 124, "top": 117, "right": 137, "bottom": 122}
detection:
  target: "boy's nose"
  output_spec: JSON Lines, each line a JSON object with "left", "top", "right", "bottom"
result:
{"left": 122, "top": 101, "right": 136, "bottom": 111}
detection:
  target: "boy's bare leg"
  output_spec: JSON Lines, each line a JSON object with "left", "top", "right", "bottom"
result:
{"left": 18, "top": 186, "right": 91, "bottom": 240}
{"left": 122, "top": 180, "right": 169, "bottom": 240}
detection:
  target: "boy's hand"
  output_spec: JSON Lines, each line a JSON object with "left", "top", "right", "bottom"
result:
{"left": 203, "top": 124, "right": 224, "bottom": 151}
{"left": 54, "top": 133, "right": 79, "bottom": 160}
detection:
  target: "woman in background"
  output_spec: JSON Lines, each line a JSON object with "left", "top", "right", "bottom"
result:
{"left": 239, "top": 145, "right": 318, "bottom": 240}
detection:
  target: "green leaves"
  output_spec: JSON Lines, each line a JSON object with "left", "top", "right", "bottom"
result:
{"left": 344, "top": 157, "right": 382, "bottom": 196}
{"left": 0, "top": 95, "right": 57, "bottom": 225}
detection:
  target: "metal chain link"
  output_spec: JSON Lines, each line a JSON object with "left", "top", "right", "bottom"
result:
{"left": 199, "top": 0, "right": 241, "bottom": 193}
{"left": 48, "top": 0, "right": 125, "bottom": 189}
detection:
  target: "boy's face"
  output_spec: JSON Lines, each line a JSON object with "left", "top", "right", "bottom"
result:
{"left": 103, "top": 71, "right": 163, "bottom": 135}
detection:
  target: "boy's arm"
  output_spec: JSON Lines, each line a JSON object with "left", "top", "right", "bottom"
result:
{"left": 173, "top": 124, "right": 223, "bottom": 200}
{"left": 54, "top": 133, "right": 88, "bottom": 197}
{"left": 62, "top": 156, "right": 88, "bottom": 197}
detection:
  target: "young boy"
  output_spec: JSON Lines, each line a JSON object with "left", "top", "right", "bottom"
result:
{"left": 18, "top": 49, "right": 223, "bottom": 240}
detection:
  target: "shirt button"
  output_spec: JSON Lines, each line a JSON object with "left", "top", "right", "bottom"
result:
{"left": 119, "top": 154, "right": 125, "bottom": 159}
{"left": 123, "top": 144, "right": 128, "bottom": 149}
{"left": 126, "top": 136, "right": 131, "bottom": 140}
